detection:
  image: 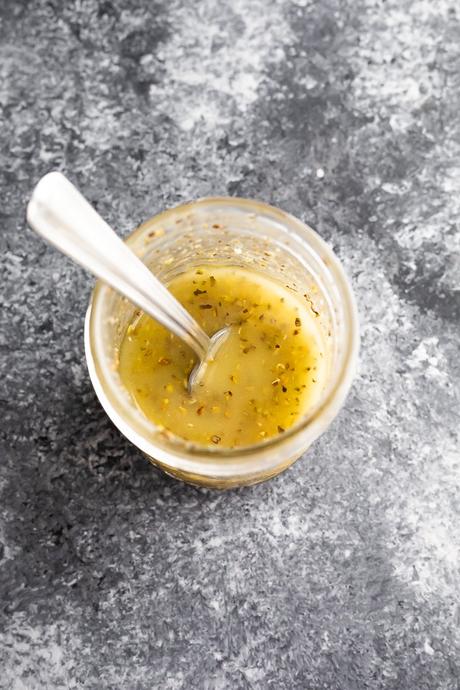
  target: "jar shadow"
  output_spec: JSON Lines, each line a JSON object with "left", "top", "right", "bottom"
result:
{"left": 0, "top": 372, "right": 272, "bottom": 625}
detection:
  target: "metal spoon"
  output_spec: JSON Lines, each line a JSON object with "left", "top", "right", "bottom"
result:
{"left": 26, "top": 172, "right": 228, "bottom": 389}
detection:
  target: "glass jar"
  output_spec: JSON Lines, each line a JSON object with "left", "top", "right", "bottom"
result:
{"left": 85, "top": 198, "right": 359, "bottom": 488}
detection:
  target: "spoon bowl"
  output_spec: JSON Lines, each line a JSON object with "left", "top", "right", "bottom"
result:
{"left": 188, "top": 325, "right": 230, "bottom": 391}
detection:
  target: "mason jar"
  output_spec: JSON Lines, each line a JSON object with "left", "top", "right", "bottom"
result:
{"left": 85, "top": 197, "right": 359, "bottom": 488}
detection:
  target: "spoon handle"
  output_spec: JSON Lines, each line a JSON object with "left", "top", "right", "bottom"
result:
{"left": 27, "top": 172, "right": 210, "bottom": 360}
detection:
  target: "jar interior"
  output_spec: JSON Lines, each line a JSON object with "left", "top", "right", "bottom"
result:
{"left": 89, "top": 199, "right": 350, "bottom": 460}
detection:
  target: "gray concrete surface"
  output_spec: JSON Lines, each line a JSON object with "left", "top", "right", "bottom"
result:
{"left": 1, "top": 0, "right": 459, "bottom": 688}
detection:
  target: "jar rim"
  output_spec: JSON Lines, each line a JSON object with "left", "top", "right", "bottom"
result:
{"left": 85, "top": 196, "right": 359, "bottom": 477}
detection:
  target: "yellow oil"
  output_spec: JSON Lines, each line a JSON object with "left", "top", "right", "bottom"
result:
{"left": 118, "top": 265, "right": 325, "bottom": 448}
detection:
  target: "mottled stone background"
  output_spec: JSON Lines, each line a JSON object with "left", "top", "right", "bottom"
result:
{"left": 1, "top": 0, "right": 459, "bottom": 688}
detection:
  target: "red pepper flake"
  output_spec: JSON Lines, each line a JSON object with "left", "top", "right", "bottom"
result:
{"left": 197, "top": 405, "right": 205, "bottom": 415}
{"left": 282, "top": 385, "right": 288, "bottom": 393}
{"left": 199, "top": 304, "right": 213, "bottom": 309}
{"left": 278, "top": 425, "right": 285, "bottom": 433}
{"left": 295, "top": 317, "right": 301, "bottom": 327}
{"left": 194, "top": 288, "right": 207, "bottom": 296}
{"left": 211, "top": 435, "right": 221, "bottom": 444}
{"left": 243, "top": 345, "right": 256, "bottom": 354}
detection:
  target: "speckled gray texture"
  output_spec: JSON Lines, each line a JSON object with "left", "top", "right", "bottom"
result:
{"left": 1, "top": 0, "right": 459, "bottom": 688}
